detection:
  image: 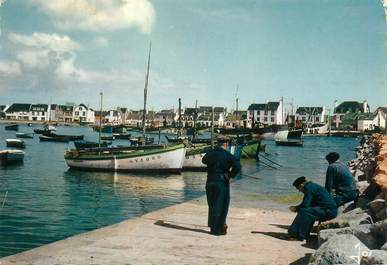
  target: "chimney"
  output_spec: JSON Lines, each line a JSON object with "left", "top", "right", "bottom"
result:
{"left": 363, "top": 100, "right": 369, "bottom": 113}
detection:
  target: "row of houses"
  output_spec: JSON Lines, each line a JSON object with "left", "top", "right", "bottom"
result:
{"left": 1, "top": 100, "right": 386, "bottom": 131}
{"left": 0, "top": 103, "right": 95, "bottom": 123}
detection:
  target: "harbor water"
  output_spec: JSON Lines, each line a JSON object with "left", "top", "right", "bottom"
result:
{"left": 0, "top": 123, "right": 358, "bottom": 257}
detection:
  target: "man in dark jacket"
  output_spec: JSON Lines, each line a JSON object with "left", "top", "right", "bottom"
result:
{"left": 325, "top": 152, "right": 357, "bottom": 206}
{"left": 202, "top": 136, "right": 241, "bottom": 236}
{"left": 288, "top": 176, "right": 337, "bottom": 241}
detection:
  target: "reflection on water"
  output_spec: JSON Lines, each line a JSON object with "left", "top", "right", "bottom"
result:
{"left": 0, "top": 124, "right": 358, "bottom": 257}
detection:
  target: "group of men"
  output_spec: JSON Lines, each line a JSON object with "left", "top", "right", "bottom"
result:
{"left": 202, "top": 137, "right": 358, "bottom": 241}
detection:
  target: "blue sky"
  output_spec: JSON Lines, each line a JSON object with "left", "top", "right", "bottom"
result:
{"left": 0, "top": 0, "right": 386, "bottom": 111}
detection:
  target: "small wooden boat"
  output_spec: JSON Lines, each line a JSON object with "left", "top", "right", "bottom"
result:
{"left": 112, "top": 133, "right": 131, "bottom": 140}
{"left": 5, "top": 124, "right": 18, "bottom": 131}
{"left": 240, "top": 140, "right": 266, "bottom": 159}
{"left": 16, "top": 132, "right": 34, "bottom": 139}
{"left": 0, "top": 149, "right": 25, "bottom": 165}
{"left": 6, "top": 139, "right": 25, "bottom": 148}
{"left": 275, "top": 139, "right": 304, "bottom": 146}
{"left": 43, "top": 132, "right": 84, "bottom": 141}
{"left": 64, "top": 143, "right": 186, "bottom": 173}
{"left": 39, "top": 135, "right": 69, "bottom": 142}
{"left": 74, "top": 140, "right": 111, "bottom": 150}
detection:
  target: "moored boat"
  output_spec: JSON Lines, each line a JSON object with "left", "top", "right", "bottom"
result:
{"left": 43, "top": 132, "right": 84, "bottom": 141}
{"left": 0, "top": 149, "right": 25, "bottom": 165}
{"left": 112, "top": 133, "right": 131, "bottom": 140}
{"left": 275, "top": 139, "right": 304, "bottom": 146}
{"left": 16, "top": 132, "right": 34, "bottom": 139}
{"left": 183, "top": 144, "right": 211, "bottom": 171}
{"left": 240, "top": 140, "right": 266, "bottom": 159}
{"left": 64, "top": 143, "right": 186, "bottom": 173}
{"left": 39, "top": 135, "right": 69, "bottom": 142}
{"left": 6, "top": 139, "right": 25, "bottom": 148}
{"left": 74, "top": 140, "right": 111, "bottom": 150}
{"left": 5, "top": 124, "right": 18, "bottom": 131}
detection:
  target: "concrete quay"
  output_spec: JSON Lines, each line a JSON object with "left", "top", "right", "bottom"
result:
{"left": 0, "top": 197, "right": 312, "bottom": 265}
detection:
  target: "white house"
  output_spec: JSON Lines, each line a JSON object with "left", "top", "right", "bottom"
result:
{"left": 0, "top": 105, "right": 9, "bottom": 119}
{"left": 73, "top": 104, "right": 95, "bottom": 123}
{"left": 5, "top": 103, "right": 31, "bottom": 120}
{"left": 29, "top": 104, "right": 49, "bottom": 121}
{"left": 333, "top": 100, "right": 370, "bottom": 128}
{"left": 247, "top": 99, "right": 284, "bottom": 127}
{"left": 373, "top": 107, "right": 387, "bottom": 130}
{"left": 295, "top": 107, "right": 326, "bottom": 125}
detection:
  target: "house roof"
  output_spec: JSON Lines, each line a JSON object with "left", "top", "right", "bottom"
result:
{"left": 376, "top": 107, "right": 387, "bottom": 114}
{"left": 59, "top": 105, "right": 74, "bottom": 112}
{"left": 296, "top": 107, "right": 323, "bottom": 115}
{"left": 248, "top": 102, "right": 279, "bottom": 111}
{"left": 0, "top": 105, "right": 7, "bottom": 111}
{"left": 50, "top": 104, "right": 58, "bottom": 110}
{"left": 358, "top": 113, "right": 375, "bottom": 121}
{"left": 5, "top": 103, "right": 31, "bottom": 113}
{"left": 335, "top": 101, "right": 365, "bottom": 114}
{"left": 184, "top": 108, "right": 197, "bottom": 115}
{"left": 30, "top": 104, "right": 48, "bottom": 111}
{"left": 94, "top": 111, "right": 109, "bottom": 116}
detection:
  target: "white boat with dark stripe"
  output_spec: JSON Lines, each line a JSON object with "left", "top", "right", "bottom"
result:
{"left": 64, "top": 144, "right": 186, "bottom": 173}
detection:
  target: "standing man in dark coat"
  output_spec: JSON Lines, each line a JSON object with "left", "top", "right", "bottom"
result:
{"left": 202, "top": 136, "right": 241, "bottom": 236}
{"left": 325, "top": 152, "right": 357, "bottom": 206}
{"left": 288, "top": 176, "right": 337, "bottom": 241}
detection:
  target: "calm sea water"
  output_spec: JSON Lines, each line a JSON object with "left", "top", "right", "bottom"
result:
{"left": 0, "top": 123, "right": 358, "bottom": 257}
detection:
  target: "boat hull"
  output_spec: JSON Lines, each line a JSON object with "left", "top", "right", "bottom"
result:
{"left": 183, "top": 150, "right": 207, "bottom": 171}
{"left": 65, "top": 145, "right": 186, "bottom": 173}
{"left": 0, "top": 150, "right": 24, "bottom": 165}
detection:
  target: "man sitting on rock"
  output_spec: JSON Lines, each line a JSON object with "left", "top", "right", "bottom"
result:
{"left": 325, "top": 152, "right": 358, "bottom": 206}
{"left": 288, "top": 176, "right": 338, "bottom": 241}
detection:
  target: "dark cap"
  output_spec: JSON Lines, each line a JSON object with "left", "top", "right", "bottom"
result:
{"left": 217, "top": 135, "right": 229, "bottom": 144}
{"left": 325, "top": 152, "right": 340, "bottom": 163}
{"left": 293, "top": 176, "right": 306, "bottom": 188}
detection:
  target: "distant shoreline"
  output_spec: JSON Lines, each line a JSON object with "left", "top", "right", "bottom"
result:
{"left": 0, "top": 119, "right": 81, "bottom": 126}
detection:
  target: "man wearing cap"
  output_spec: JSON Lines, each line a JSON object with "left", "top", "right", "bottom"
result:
{"left": 288, "top": 176, "right": 337, "bottom": 241}
{"left": 202, "top": 136, "right": 241, "bottom": 236}
{"left": 325, "top": 152, "right": 357, "bottom": 206}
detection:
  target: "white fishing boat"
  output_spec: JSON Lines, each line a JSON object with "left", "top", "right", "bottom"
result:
{"left": 64, "top": 144, "right": 186, "bottom": 173}
{"left": 0, "top": 149, "right": 25, "bottom": 165}
{"left": 183, "top": 144, "right": 211, "bottom": 171}
{"left": 6, "top": 139, "right": 25, "bottom": 148}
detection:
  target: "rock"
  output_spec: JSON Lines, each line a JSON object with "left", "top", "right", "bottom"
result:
{"left": 361, "top": 250, "right": 387, "bottom": 265}
{"left": 320, "top": 208, "right": 372, "bottom": 230}
{"left": 368, "top": 199, "right": 387, "bottom": 222}
{"left": 357, "top": 181, "right": 370, "bottom": 194}
{"left": 310, "top": 234, "right": 369, "bottom": 265}
{"left": 318, "top": 225, "right": 379, "bottom": 249}
{"left": 368, "top": 199, "right": 385, "bottom": 213}
{"left": 371, "top": 220, "right": 387, "bottom": 245}
{"left": 318, "top": 227, "right": 353, "bottom": 246}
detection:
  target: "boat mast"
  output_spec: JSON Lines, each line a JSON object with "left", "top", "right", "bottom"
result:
{"left": 193, "top": 99, "right": 198, "bottom": 140}
{"left": 99, "top": 92, "right": 103, "bottom": 149}
{"left": 235, "top": 85, "right": 239, "bottom": 127}
{"left": 142, "top": 42, "right": 152, "bottom": 141}
{"left": 178, "top": 98, "right": 182, "bottom": 136}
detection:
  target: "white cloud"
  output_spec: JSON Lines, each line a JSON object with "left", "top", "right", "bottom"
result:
{"left": 0, "top": 60, "right": 21, "bottom": 77}
{"left": 15, "top": 49, "right": 51, "bottom": 69}
{"left": 94, "top": 36, "right": 109, "bottom": 47}
{"left": 8, "top": 32, "right": 80, "bottom": 53}
{"left": 30, "top": 0, "right": 155, "bottom": 34}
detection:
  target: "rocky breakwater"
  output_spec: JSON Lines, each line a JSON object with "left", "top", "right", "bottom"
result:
{"left": 309, "top": 134, "right": 387, "bottom": 265}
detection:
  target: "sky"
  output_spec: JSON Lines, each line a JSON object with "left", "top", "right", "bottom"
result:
{"left": 0, "top": 0, "right": 386, "bottom": 111}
